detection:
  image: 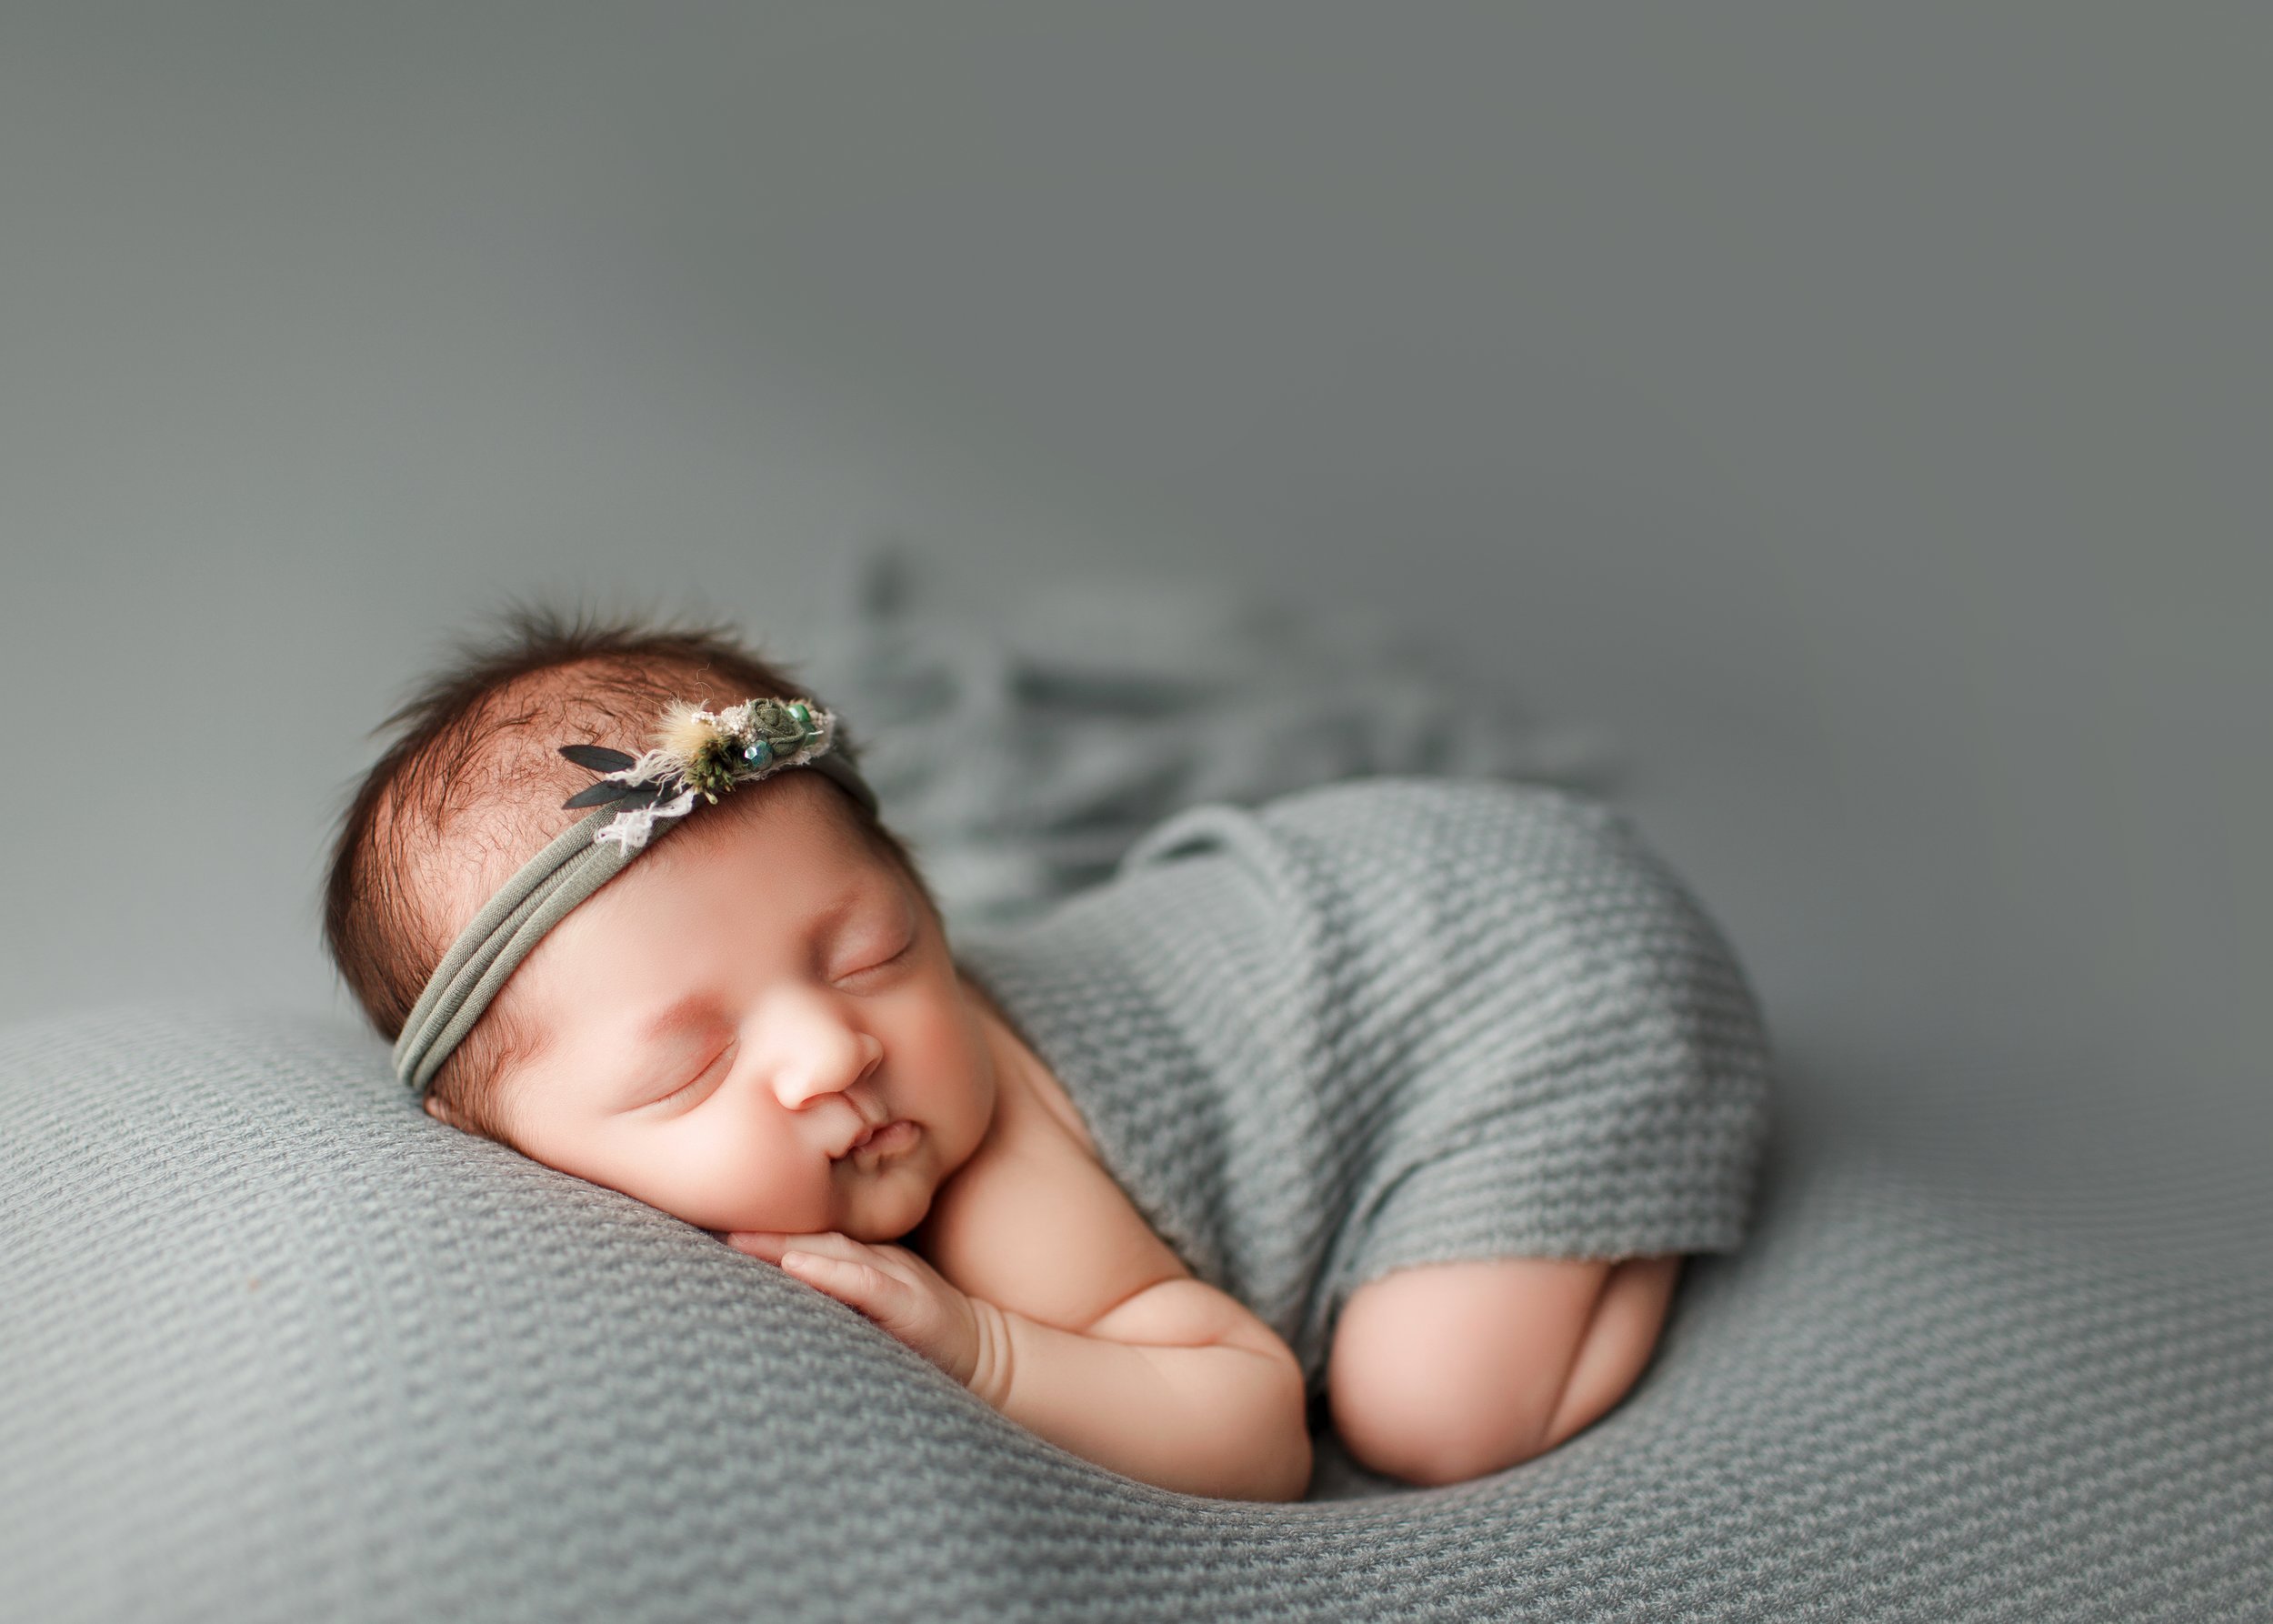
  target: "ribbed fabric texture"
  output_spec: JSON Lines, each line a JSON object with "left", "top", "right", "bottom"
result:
{"left": 5, "top": 791, "right": 2269, "bottom": 1619}
{"left": 953, "top": 777, "right": 1775, "bottom": 1389}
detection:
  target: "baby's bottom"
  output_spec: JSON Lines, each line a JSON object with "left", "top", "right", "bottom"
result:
{"left": 1326, "top": 1254, "right": 1685, "bottom": 1487}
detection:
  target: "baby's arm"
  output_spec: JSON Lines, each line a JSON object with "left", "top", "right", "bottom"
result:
{"left": 969, "top": 1277, "right": 1312, "bottom": 1502}
{"left": 724, "top": 1228, "right": 1311, "bottom": 1502}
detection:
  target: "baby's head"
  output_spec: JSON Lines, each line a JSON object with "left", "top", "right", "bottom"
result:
{"left": 323, "top": 606, "right": 1002, "bottom": 1242}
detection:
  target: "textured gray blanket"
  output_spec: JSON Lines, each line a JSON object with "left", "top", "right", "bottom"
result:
{"left": 4, "top": 559, "right": 2268, "bottom": 1619}
{"left": 4, "top": 1006, "right": 2267, "bottom": 1620}
{"left": 953, "top": 775, "right": 1774, "bottom": 1391}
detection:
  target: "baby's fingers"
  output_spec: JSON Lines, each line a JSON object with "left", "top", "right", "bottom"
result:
{"left": 781, "top": 1248, "right": 900, "bottom": 1314}
{"left": 726, "top": 1232, "right": 916, "bottom": 1328}
{"left": 724, "top": 1229, "right": 849, "bottom": 1265}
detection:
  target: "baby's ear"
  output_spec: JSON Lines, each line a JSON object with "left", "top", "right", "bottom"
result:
{"left": 422, "top": 1096, "right": 464, "bottom": 1130}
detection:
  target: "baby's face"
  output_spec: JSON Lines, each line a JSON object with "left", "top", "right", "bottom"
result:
{"left": 436, "top": 773, "right": 997, "bottom": 1242}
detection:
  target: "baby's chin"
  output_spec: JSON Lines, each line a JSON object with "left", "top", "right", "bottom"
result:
{"left": 835, "top": 1155, "right": 947, "bottom": 1243}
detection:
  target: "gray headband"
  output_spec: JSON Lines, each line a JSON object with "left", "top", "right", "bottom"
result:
{"left": 392, "top": 698, "right": 878, "bottom": 1097}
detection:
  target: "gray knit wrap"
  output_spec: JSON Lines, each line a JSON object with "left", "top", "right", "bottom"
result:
{"left": 390, "top": 747, "right": 877, "bottom": 1097}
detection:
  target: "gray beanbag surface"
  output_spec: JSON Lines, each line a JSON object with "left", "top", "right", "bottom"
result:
{"left": 5, "top": 995, "right": 2270, "bottom": 1622}
{"left": 8, "top": 564, "right": 2268, "bottom": 1619}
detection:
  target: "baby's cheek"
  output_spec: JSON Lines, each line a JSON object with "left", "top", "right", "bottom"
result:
{"left": 662, "top": 1134, "right": 831, "bottom": 1236}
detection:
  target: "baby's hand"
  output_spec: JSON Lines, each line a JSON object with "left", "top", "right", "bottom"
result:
{"left": 721, "top": 1229, "right": 988, "bottom": 1392}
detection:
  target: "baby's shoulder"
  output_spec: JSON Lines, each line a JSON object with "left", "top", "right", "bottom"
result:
{"left": 915, "top": 1098, "right": 1190, "bottom": 1335}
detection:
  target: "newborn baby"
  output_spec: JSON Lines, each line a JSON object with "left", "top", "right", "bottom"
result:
{"left": 325, "top": 609, "right": 1724, "bottom": 1502}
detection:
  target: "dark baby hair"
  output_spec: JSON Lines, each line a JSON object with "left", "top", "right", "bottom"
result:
{"left": 322, "top": 603, "right": 936, "bottom": 1144}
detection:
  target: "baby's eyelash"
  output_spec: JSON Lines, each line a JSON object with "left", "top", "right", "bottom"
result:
{"left": 840, "top": 938, "right": 916, "bottom": 981}
{"left": 659, "top": 1044, "right": 733, "bottom": 1103}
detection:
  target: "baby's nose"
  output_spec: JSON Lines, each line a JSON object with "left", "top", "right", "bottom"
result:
{"left": 771, "top": 1019, "right": 884, "bottom": 1108}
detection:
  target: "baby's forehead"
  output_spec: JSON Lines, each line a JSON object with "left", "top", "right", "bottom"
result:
{"left": 416, "top": 765, "right": 883, "bottom": 951}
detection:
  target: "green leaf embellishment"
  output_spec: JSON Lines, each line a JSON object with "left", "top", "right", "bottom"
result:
{"left": 562, "top": 782, "right": 667, "bottom": 811}
{"left": 560, "top": 745, "right": 637, "bottom": 773}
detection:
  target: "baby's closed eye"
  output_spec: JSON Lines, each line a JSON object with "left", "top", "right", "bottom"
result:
{"left": 834, "top": 922, "right": 917, "bottom": 984}
{"left": 837, "top": 945, "right": 906, "bottom": 980}
{"left": 643, "top": 1041, "right": 736, "bottom": 1109}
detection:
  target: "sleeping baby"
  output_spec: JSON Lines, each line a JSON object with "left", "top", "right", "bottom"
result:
{"left": 324, "top": 608, "right": 1773, "bottom": 1502}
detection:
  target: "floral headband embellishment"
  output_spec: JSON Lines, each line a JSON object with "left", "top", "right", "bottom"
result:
{"left": 557, "top": 696, "right": 873, "bottom": 853}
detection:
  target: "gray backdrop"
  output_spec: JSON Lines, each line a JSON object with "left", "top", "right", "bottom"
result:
{"left": 1, "top": 5, "right": 2264, "bottom": 1194}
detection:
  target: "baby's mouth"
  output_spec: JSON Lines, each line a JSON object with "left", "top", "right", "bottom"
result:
{"left": 846, "top": 1119, "right": 918, "bottom": 1167}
